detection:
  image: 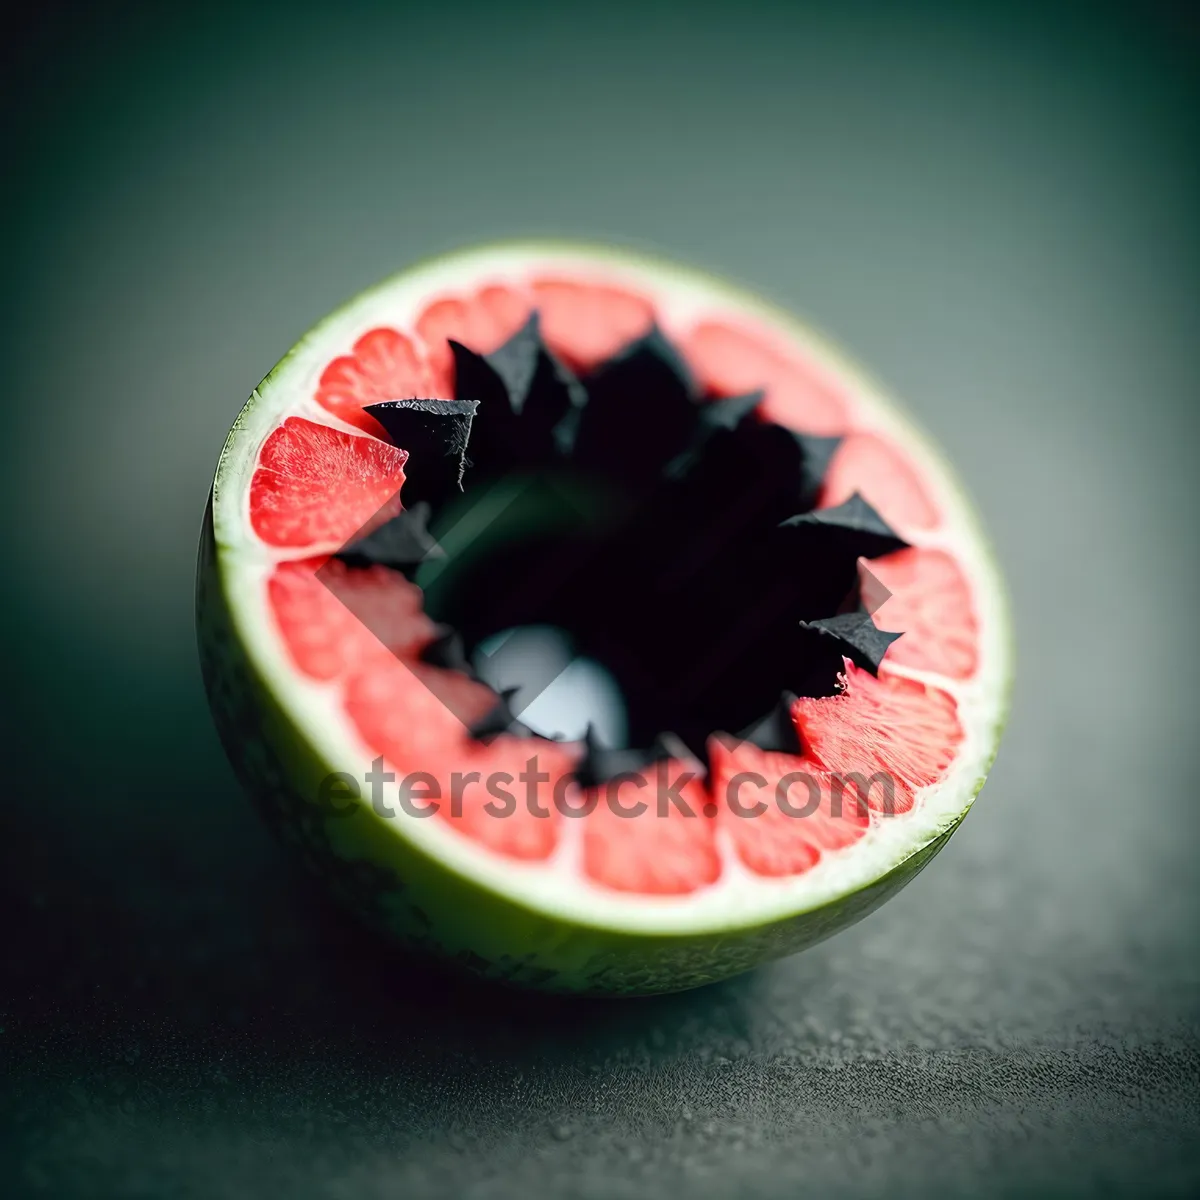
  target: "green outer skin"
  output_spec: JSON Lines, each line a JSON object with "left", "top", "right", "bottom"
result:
{"left": 195, "top": 243, "right": 1013, "bottom": 996}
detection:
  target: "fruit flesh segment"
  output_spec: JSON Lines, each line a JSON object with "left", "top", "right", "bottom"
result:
{"left": 861, "top": 549, "right": 978, "bottom": 680}
{"left": 708, "top": 741, "right": 870, "bottom": 877}
{"left": 793, "top": 665, "right": 963, "bottom": 816}
{"left": 820, "top": 431, "right": 939, "bottom": 532}
{"left": 684, "top": 320, "right": 848, "bottom": 436}
{"left": 245, "top": 275, "right": 975, "bottom": 892}
{"left": 416, "top": 285, "right": 532, "bottom": 395}
{"left": 269, "top": 557, "right": 436, "bottom": 681}
{"left": 250, "top": 418, "right": 408, "bottom": 548}
{"left": 531, "top": 278, "right": 656, "bottom": 371}
{"left": 346, "top": 661, "right": 573, "bottom": 862}
{"left": 316, "top": 328, "right": 435, "bottom": 436}
{"left": 580, "top": 760, "right": 721, "bottom": 895}
{"left": 426, "top": 736, "right": 576, "bottom": 863}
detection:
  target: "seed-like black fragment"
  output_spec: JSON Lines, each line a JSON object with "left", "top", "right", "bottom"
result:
{"left": 365, "top": 398, "right": 478, "bottom": 511}
{"left": 418, "top": 626, "right": 473, "bottom": 673}
{"left": 801, "top": 612, "right": 903, "bottom": 676}
{"left": 450, "top": 313, "right": 584, "bottom": 473}
{"left": 335, "top": 502, "right": 444, "bottom": 577}
{"left": 572, "top": 326, "right": 701, "bottom": 483}
{"left": 779, "top": 493, "right": 909, "bottom": 559}
{"left": 698, "top": 391, "right": 764, "bottom": 436}
{"left": 659, "top": 421, "right": 844, "bottom": 572}
{"left": 574, "top": 727, "right": 694, "bottom": 790}
{"left": 736, "top": 692, "right": 804, "bottom": 755}
{"left": 468, "top": 687, "right": 533, "bottom": 742}
{"left": 662, "top": 391, "right": 763, "bottom": 486}
{"left": 783, "top": 430, "right": 843, "bottom": 506}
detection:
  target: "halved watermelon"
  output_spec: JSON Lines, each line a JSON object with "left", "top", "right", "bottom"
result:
{"left": 197, "top": 242, "right": 1011, "bottom": 994}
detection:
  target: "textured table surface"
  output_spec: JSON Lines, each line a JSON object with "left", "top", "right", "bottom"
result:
{"left": 2, "top": 2, "right": 1198, "bottom": 1196}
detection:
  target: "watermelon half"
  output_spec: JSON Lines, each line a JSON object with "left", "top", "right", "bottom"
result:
{"left": 196, "top": 241, "right": 1011, "bottom": 994}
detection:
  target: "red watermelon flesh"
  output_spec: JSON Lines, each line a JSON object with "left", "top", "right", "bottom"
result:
{"left": 684, "top": 319, "right": 848, "bottom": 436}
{"left": 580, "top": 758, "right": 721, "bottom": 895}
{"left": 316, "top": 329, "right": 435, "bottom": 437}
{"left": 251, "top": 417, "right": 408, "bottom": 548}
{"left": 250, "top": 274, "right": 974, "bottom": 895}
{"left": 708, "top": 740, "right": 871, "bottom": 877}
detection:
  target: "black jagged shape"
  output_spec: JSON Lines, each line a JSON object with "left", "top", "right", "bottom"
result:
{"left": 335, "top": 502, "right": 444, "bottom": 576}
{"left": 468, "top": 687, "right": 533, "bottom": 742}
{"left": 318, "top": 322, "right": 916, "bottom": 784}
{"left": 729, "top": 422, "right": 842, "bottom": 515}
{"left": 657, "top": 419, "right": 844, "bottom": 567}
{"left": 698, "top": 391, "right": 764, "bottom": 436}
{"left": 593, "top": 454, "right": 873, "bottom": 704}
{"left": 457, "top": 315, "right": 542, "bottom": 413}
{"left": 574, "top": 727, "right": 695, "bottom": 790}
{"left": 449, "top": 313, "right": 584, "bottom": 475}
{"left": 737, "top": 692, "right": 804, "bottom": 755}
{"left": 592, "top": 421, "right": 817, "bottom": 644}
{"left": 787, "top": 431, "right": 842, "bottom": 504}
{"left": 365, "top": 399, "right": 478, "bottom": 512}
{"left": 418, "top": 626, "right": 474, "bottom": 673}
{"left": 779, "top": 492, "right": 909, "bottom": 559}
{"left": 801, "top": 612, "right": 903, "bottom": 676}
{"left": 570, "top": 325, "right": 701, "bottom": 484}
{"left": 663, "top": 391, "right": 763, "bottom": 486}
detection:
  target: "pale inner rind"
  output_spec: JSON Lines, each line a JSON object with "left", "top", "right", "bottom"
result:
{"left": 211, "top": 242, "right": 1011, "bottom": 936}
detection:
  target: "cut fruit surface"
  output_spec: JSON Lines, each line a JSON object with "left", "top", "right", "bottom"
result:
{"left": 709, "top": 741, "right": 870, "bottom": 877}
{"left": 415, "top": 285, "right": 532, "bottom": 395}
{"left": 431, "top": 736, "right": 576, "bottom": 863}
{"left": 531, "top": 277, "right": 656, "bottom": 370}
{"left": 269, "top": 557, "right": 436, "bottom": 681}
{"left": 794, "top": 665, "right": 964, "bottom": 815}
{"left": 250, "top": 417, "right": 408, "bottom": 547}
{"left": 200, "top": 241, "right": 1010, "bottom": 994}
{"left": 343, "top": 654, "right": 498, "bottom": 771}
{"left": 316, "top": 328, "right": 435, "bottom": 436}
{"left": 820, "top": 431, "right": 940, "bottom": 531}
{"left": 581, "top": 759, "right": 720, "bottom": 896}
{"left": 684, "top": 319, "right": 848, "bottom": 435}
{"left": 861, "top": 548, "right": 979, "bottom": 680}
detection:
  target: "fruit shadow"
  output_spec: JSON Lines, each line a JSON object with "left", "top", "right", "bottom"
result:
{"left": 282, "top": 863, "right": 776, "bottom": 1067}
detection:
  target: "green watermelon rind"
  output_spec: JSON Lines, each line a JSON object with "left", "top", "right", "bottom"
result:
{"left": 196, "top": 240, "right": 1013, "bottom": 995}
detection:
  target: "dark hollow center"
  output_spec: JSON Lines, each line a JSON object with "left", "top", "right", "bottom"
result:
{"left": 416, "top": 467, "right": 851, "bottom": 758}
{"left": 346, "top": 318, "right": 908, "bottom": 773}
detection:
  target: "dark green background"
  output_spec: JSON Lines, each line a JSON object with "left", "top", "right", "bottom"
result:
{"left": 2, "top": 1, "right": 1198, "bottom": 1195}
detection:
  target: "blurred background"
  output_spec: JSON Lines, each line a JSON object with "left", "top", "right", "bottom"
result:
{"left": 2, "top": 0, "right": 1197, "bottom": 1195}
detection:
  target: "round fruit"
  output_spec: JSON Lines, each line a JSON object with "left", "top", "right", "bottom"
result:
{"left": 196, "top": 241, "right": 1011, "bottom": 995}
